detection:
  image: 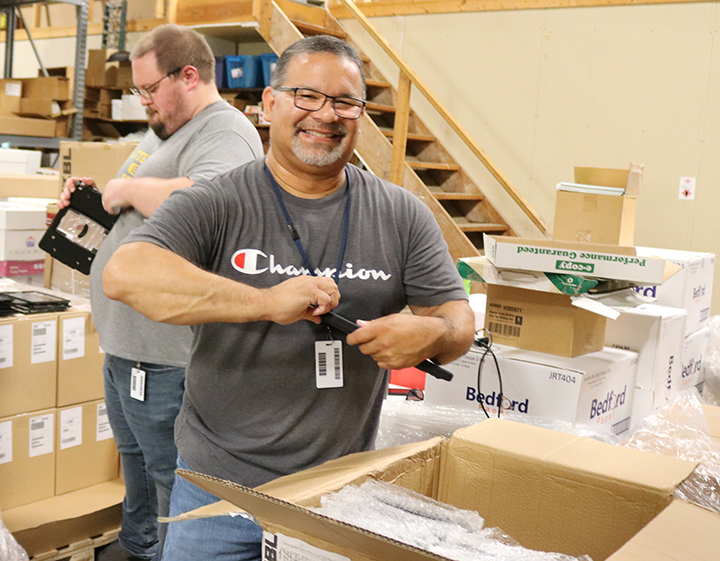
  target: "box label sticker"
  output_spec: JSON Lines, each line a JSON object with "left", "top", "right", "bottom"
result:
{"left": 0, "top": 420, "right": 12, "bottom": 465}
{"left": 60, "top": 406, "right": 82, "bottom": 450}
{"left": 262, "top": 532, "right": 350, "bottom": 561}
{"left": 0, "top": 324, "right": 13, "bottom": 369}
{"left": 28, "top": 413, "right": 53, "bottom": 457}
{"left": 4, "top": 83, "right": 20, "bottom": 97}
{"left": 679, "top": 177, "right": 696, "bottom": 200}
{"left": 63, "top": 316, "right": 86, "bottom": 360}
{"left": 97, "top": 402, "right": 113, "bottom": 441}
{"left": 31, "top": 320, "right": 56, "bottom": 364}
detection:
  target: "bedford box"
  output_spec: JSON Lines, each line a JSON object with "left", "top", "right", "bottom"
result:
{"left": 170, "top": 418, "right": 718, "bottom": 561}
{"left": 57, "top": 310, "right": 105, "bottom": 406}
{"left": 634, "top": 246, "right": 714, "bottom": 335}
{"left": 680, "top": 326, "right": 709, "bottom": 391}
{"left": 552, "top": 164, "right": 642, "bottom": 245}
{"left": 483, "top": 234, "right": 677, "bottom": 285}
{"left": 56, "top": 399, "right": 118, "bottom": 495}
{"left": 2, "top": 478, "right": 124, "bottom": 557}
{"left": 485, "top": 283, "right": 607, "bottom": 357}
{"left": 0, "top": 312, "right": 58, "bottom": 418}
{"left": 0, "top": 409, "right": 55, "bottom": 510}
{"left": 0, "top": 228, "right": 46, "bottom": 261}
{"left": 425, "top": 344, "right": 637, "bottom": 436}
{"left": 59, "top": 141, "right": 137, "bottom": 192}
{"left": 605, "top": 304, "right": 687, "bottom": 423}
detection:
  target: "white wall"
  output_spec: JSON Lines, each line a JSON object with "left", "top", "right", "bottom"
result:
{"left": 341, "top": 2, "right": 720, "bottom": 312}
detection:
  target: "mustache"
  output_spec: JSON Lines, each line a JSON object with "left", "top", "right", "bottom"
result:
{"left": 295, "top": 119, "right": 347, "bottom": 136}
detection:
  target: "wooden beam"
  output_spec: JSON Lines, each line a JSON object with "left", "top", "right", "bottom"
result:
{"left": 389, "top": 72, "right": 410, "bottom": 186}
{"left": 329, "top": 0, "right": 711, "bottom": 19}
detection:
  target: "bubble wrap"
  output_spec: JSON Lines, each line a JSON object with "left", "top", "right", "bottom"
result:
{"left": 702, "top": 315, "right": 720, "bottom": 405}
{"left": 623, "top": 390, "right": 720, "bottom": 514}
{"left": 0, "top": 511, "right": 29, "bottom": 561}
{"left": 313, "top": 480, "right": 593, "bottom": 561}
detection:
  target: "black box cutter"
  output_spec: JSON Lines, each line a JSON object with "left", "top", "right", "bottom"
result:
{"left": 321, "top": 311, "right": 454, "bottom": 381}
{"left": 40, "top": 182, "right": 119, "bottom": 275}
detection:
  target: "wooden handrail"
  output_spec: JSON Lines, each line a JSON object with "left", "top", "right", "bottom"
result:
{"left": 335, "top": 0, "right": 547, "bottom": 235}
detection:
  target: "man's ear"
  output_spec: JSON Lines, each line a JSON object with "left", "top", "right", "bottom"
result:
{"left": 261, "top": 86, "right": 275, "bottom": 122}
{"left": 180, "top": 65, "right": 200, "bottom": 91}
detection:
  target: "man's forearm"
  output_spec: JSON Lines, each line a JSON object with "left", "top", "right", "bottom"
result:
{"left": 107, "top": 177, "right": 194, "bottom": 217}
{"left": 410, "top": 300, "right": 476, "bottom": 365}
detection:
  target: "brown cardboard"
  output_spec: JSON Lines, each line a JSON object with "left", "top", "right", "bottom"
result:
{"left": 552, "top": 165, "right": 643, "bottom": 245}
{"left": 86, "top": 49, "right": 117, "bottom": 87}
{"left": 21, "top": 77, "right": 70, "bottom": 101}
{"left": 0, "top": 115, "right": 56, "bottom": 137}
{"left": 17, "top": 98, "right": 74, "bottom": 118}
{"left": 0, "top": 313, "right": 58, "bottom": 418}
{"left": 44, "top": 66, "right": 75, "bottom": 95}
{"left": 57, "top": 311, "right": 105, "bottom": 406}
{"left": 55, "top": 400, "right": 118, "bottom": 495}
{"left": 0, "top": 79, "right": 22, "bottom": 116}
{"left": 175, "top": 419, "right": 713, "bottom": 561}
{"left": 484, "top": 283, "right": 607, "bottom": 357}
{"left": 105, "top": 62, "right": 134, "bottom": 89}
{"left": 2, "top": 478, "right": 124, "bottom": 557}
{"left": 0, "top": 174, "right": 60, "bottom": 199}
{"left": 0, "top": 409, "right": 55, "bottom": 510}
{"left": 59, "top": 141, "right": 137, "bottom": 193}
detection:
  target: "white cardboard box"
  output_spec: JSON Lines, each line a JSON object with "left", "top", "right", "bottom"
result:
{"left": 0, "top": 202, "right": 48, "bottom": 230}
{"left": 634, "top": 247, "right": 714, "bottom": 335}
{"left": 0, "top": 149, "right": 41, "bottom": 176}
{"left": 0, "top": 229, "right": 45, "bottom": 260}
{"left": 680, "top": 326, "right": 710, "bottom": 391}
{"left": 425, "top": 344, "right": 638, "bottom": 436}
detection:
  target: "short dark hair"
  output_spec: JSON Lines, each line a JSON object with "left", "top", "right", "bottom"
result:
{"left": 131, "top": 24, "right": 215, "bottom": 84}
{"left": 270, "top": 35, "right": 366, "bottom": 98}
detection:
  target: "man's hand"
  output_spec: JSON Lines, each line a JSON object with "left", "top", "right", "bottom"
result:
{"left": 264, "top": 276, "right": 340, "bottom": 325}
{"left": 102, "top": 178, "right": 134, "bottom": 214}
{"left": 58, "top": 176, "right": 96, "bottom": 209}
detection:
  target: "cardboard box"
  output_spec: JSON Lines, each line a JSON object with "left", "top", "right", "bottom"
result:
{"left": 121, "top": 94, "right": 146, "bottom": 120}
{"left": 59, "top": 141, "right": 137, "bottom": 193}
{"left": 17, "top": 98, "right": 74, "bottom": 119}
{"left": 0, "top": 115, "right": 56, "bottom": 138}
{"left": 106, "top": 61, "right": 133, "bottom": 89}
{"left": 0, "top": 228, "right": 46, "bottom": 260}
{"left": 172, "top": 418, "right": 716, "bottom": 561}
{"left": 680, "top": 326, "right": 709, "bottom": 390}
{"left": 0, "top": 78, "right": 22, "bottom": 116}
{"left": 425, "top": 344, "right": 637, "bottom": 435}
{"left": 0, "top": 409, "right": 55, "bottom": 510}
{"left": 552, "top": 164, "right": 642, "bottom": 245}
{"left": 483, "top": 234, "right": 677, "bottom": 285}
{"left": 0, "top": 174, "right": 60, "bottom": 199}
{"left": 2, "top": 478, "right": 124, "bottom": 557}
{"left": 55, "top": 400, "right": 118, "bottom": 495}
{"left": 0, "top": 149, "right": 42, "bottom": 176}
{"left": 0, "top": 259, "right": 44, "bottom": 277}
{"left": 0, "top": 201, "right": 47, "bottom": 229}
{"left": 485, "top": 284, "right": 607, "bottom": 357}
{"left": 605, "top": 304, "right": 687, "bottom": 423}
{"left": 21, "top": 76, "right": 70, "bottom": 101}
{"left": 57, "top": 310, "right": 105, "bottom": 406}
{"left": 86, "top": 49, "right": 132, "bottom": 88}
{"left": 0, "top": 313, "right": 58, "bottom": 418}
{"left": 634, "top": 247, "right": 714, "bottom": 335}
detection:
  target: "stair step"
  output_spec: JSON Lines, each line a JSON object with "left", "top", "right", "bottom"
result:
{"left": 380, "top": 128, "right": 435, "bottom": 143}
{"left": 291, "top": 20, "right": 347, "bottom": 39}
{"left": 407, "top": 161, "right": 461, "bottom": 171}
{"left": 453, "top": 219, "right": 510, "bottom": 233}
{"left": 366, "top": 79, "right": 391, "bottom": 89}
{"left": 431, "top": 191, "right": 485, "bottom": 201}
{"left": 365, "top": 101, "right": 396, "bottom": 114}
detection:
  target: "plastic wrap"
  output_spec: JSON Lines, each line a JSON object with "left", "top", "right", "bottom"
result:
{"left": 313, "top": 480, "right": 593, "bottom": 561}
{"left": 701, "top": 315, "right": 720, "bottom": 405}
{"left": 623, "top": 390, "right": 720, "bottom": 514}
{"left": 0, "top": 511, "right": 29, "bottom": 561}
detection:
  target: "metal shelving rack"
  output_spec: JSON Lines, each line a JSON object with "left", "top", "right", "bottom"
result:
{"left": 0, "top": 0, "right": 89, "bottom": 148}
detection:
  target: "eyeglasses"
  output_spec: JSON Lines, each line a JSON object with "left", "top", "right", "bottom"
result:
{"left": 274, "top": 86, "right": 366, "bottom": 120}
{"left": 130, "top": 67, "right": 184, "bottom": 101}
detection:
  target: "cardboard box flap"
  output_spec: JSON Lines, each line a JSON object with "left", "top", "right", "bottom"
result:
{"left": 606, "top": 500, "right": 720, "bottom": 561}
{"left": 574, "top": 164, "right": 643, "bottom": 197}
{"left": 179, "top": 469, "right": 450, "bottom": 561}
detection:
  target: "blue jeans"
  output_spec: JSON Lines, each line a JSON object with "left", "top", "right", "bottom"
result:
{"left": 104, "top": 354, "right": 185, "bottom": 560}
{"left": 162, "top": 455, "right": 264, "bottom": 561}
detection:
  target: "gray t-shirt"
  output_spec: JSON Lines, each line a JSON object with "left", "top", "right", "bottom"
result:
{"left": 124, "top": 158, "right": 468, "bottom": 485}
{"left": 90, "top": 101, "right": 263, "bottom": 367}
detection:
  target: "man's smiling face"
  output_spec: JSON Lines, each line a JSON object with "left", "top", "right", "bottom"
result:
{"left": 263, "top": 52, "right": 364, "bottom": 174}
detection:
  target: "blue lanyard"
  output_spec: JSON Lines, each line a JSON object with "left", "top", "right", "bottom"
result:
{"left": 264, "top": 163, "right": 351, "bottom": 283}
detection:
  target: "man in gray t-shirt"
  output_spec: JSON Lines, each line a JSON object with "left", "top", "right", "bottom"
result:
{"left": 58, "top": 25, "right": 262, "bottom": 561}
{"left": 103, "top": 35, "right": 474, "bottom": 561}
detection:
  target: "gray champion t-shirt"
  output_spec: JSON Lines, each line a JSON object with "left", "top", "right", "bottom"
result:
{"left": 90, "top": 100, "right": 263, "bottom": 366}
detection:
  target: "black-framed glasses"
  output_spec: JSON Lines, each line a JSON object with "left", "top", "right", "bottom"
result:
{"left": 130, "top": 67, "right": 184, "bottom": 101}
{"left": 274, "top": 86, "right": 366, "bottom": 120}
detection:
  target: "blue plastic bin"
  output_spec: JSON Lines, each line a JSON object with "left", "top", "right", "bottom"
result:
{"left": 225, "top": 55, "right": 262, "bottom": 89}
{"left": 214, "top": 56, "right": 226, "bottom": 89}
{"left": 259, "top": 53, "right": 279, "bottom": 87}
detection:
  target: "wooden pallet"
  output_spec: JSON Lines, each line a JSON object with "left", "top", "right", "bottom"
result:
{"left": 31, "top": 528, "right": 120, "bottom": 561}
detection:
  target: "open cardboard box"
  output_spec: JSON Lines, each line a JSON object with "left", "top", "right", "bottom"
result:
{"left": 483, "top": 234, "right": 679, "bottom": 285}
{"left": 169, "top": 419, "right": 718, "bottom": 561}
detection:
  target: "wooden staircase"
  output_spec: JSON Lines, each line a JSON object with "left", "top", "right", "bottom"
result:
{"left": 251, "top": 0, "right": 543, "bottom": 262}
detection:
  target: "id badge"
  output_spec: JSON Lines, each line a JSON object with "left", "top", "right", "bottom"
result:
{"left": 130, "top": 367, "right": 146, "bottom": 401}
{"left": 315, "top": 340, "right": 343, "bottom": 389}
